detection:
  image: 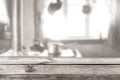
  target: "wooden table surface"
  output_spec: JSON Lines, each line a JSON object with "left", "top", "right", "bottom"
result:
{"left": 0, "top": 58, "right": 118, "bottom": 75}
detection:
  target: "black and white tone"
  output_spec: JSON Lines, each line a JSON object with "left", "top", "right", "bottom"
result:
{"left": 0, "top": 0, "right": 119, "bottom": 58}
{"left": 0, "top": 0, "right": 120, "bottom": 80}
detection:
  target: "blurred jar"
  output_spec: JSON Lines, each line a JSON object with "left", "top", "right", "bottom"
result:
{"left": 47, "top": 42, "right": 60, "bottom": 58}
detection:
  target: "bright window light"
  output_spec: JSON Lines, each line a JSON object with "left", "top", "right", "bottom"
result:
{"left": 0, "top": 0, "right": 9, "bottom": 23}
{"left": 42, "top": 0, "right": 116, "bottom": 40}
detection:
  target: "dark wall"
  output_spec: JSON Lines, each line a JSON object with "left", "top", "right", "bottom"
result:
{"left": 108, "top": 0, "right": 120, "bottom": 51}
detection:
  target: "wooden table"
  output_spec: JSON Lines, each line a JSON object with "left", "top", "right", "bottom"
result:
{"left": 0, "top": 58, "right": 120, "bottom": 80}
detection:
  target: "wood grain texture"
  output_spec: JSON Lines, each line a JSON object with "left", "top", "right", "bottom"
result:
{"left": 0, "top": 58, "right": 119, "bottom": 80}
{"left": 0, "top": 65, "right": 119, "bottom": 75}
{"left": 0, "top": 58, "right": 119, "bottom": 64}
{"left": 0, "top": 74, "right": 120, "bottom": 80}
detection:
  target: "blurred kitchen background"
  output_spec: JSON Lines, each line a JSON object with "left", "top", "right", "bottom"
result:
{"left": 0, "top": 0, "right": 120, "bottom": 58}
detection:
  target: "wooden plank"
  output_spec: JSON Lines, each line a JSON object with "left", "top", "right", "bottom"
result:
{"left": 1, "top": 74, "right": 120, "bottom": 80}
{"left": 0, "top": 74, "right": 120, "bottom": 80}
{"left": 0, "top": 65, "right": 120, "bottom": 74}
{"left": 0, "top": 58, "right": 119, "bottom": 64}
